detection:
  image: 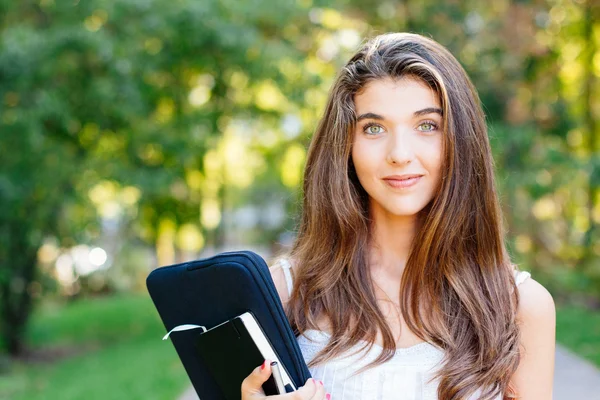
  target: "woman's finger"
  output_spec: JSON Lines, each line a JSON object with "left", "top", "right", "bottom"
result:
{"left": 308, "top": 379, "right": 327, "bottom": 400}
{"left": 241, "top": 360, "right": 271, "bottom": 399}
{"left": 285, "top": 378, "right": 318, "bottom": 399}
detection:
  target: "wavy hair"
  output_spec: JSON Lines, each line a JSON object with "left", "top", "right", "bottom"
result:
{"left": 286, "top": 33, "right": 521, "bottom": 400}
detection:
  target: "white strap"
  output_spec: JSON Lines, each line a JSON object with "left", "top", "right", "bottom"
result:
{"left": 162, "top": 324, "right": 206, "bottom": 340}
{"left": 514, "top": 270, "right": 531, "bottom": 287}
{"left": 279, "top": 259, "right": 294, "bottom": 297}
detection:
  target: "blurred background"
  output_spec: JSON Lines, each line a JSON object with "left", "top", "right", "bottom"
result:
{"left": 0, "top": 0, "right": 599, "bottom": 399}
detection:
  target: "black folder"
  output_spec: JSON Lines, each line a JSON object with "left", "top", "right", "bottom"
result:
{"left": 146, "top": 250, "right": 311, "bottom": 399}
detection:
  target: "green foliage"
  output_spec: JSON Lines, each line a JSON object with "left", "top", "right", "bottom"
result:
{"left": 0, "top": 0, "right": 312, "bottom": 354}
{"left": 0, "top": 294, "right": 188, "bottom": 400}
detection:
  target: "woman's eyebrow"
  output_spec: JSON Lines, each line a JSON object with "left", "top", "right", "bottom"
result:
{"left": 356, "top": 112, "right": 384, "bottom": 122}
{"left": 413, "top": 107, "right": 443, "bottom": 117}
{"left": 355, "top": 107, "right": 443, "bottom": 122}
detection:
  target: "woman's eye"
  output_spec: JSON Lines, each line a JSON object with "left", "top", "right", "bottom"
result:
{"left": 364, "top": 124, "right": 384, "bottom": 135}
{"left": 418, "top": 122, "right": 438, "bottom": 132}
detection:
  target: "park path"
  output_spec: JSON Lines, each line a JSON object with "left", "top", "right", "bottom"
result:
{"left": 553, "top": 345, "right": 600, "bottom": 399}
{"left": 178, "top": 344, "right": 600, "bottom": 400}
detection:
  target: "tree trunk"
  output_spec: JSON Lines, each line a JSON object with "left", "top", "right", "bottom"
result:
{"left": 0, "top": 222, "right": 38, "bottom": 356}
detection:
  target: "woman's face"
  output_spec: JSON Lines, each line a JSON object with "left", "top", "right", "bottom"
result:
{"left": 351, "top": 76, "right": 443, "bottom": 219}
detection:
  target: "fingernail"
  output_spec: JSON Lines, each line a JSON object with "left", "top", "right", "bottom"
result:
{"left": 310, "top": 378, "right": 315, "bottom": 383}
{"left": 260, "top": 360, "right": 267, "bottom": 370}
{"left": 319, "top": 380, "right": 324, "bottom": 386}
{"left": 326, "top": 394, "right": 331, "bottom": 400}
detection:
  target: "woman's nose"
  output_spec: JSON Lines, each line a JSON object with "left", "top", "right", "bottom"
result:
{"left": 386, "top": 131, "right": 415, "bottom": 165}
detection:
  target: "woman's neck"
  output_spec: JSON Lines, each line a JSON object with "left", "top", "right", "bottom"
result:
{"left": 368, "top": 205, "right": 418, "bottom": 281}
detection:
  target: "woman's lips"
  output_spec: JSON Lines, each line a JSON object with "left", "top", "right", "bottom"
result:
{"left": 382, "top": 176, "right": 422, "bottom": 188}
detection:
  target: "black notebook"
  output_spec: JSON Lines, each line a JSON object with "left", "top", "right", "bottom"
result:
{"left": 195, "top": 312, "right": 296, "bottom": 399}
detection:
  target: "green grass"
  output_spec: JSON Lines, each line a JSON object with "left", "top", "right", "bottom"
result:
{"left": 0, "top": 294, "right": 189, "bottom": 400}
{"left": 556, "top": 304, "right": 600, "bottom": 367}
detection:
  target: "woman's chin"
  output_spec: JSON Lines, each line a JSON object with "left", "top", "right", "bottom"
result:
{"left": 378, "top": 206, "right": 424, "bottom": 219}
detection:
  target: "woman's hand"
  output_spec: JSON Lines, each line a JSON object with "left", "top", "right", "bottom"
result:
{"left": 241, "top": 360, "right": 330, "bottom": 400}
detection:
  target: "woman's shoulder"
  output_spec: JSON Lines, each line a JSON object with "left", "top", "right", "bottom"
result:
{"left": 515, "top": 275, "right": 555, "bottom": 323}
{"left": 508, "top": 265, "right": 553, "bottom": 319}
{"left": 269, "top": 257, "right": 296, "bottom": 306}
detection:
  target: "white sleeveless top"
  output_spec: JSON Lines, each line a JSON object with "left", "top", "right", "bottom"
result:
{"left": 278, "top": 259, "right": 531, "bottom": 400}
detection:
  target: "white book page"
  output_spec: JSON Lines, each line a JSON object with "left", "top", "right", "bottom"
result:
{"left": 239, "top": 312, "right": 297, "bottom": 390}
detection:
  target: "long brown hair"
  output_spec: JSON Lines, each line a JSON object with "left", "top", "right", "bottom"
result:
{"left": 286, "top": 33, "right": 521, "bottom": 400}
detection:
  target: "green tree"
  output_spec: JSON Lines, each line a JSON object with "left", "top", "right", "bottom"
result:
{"left": 0, "top": 0, "right": 312, "bottom": 355}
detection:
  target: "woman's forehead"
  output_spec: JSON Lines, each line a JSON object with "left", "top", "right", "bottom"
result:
{"left": 353, "top": 77, "right": 441, "bottom": 119}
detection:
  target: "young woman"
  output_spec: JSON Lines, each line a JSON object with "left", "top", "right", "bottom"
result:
{"left": 241, "top": 32, "right": 555, "bottom": 400}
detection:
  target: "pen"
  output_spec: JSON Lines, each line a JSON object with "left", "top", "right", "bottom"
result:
{"left": 270, "top": 361, "right": 286, "bottom": 394}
